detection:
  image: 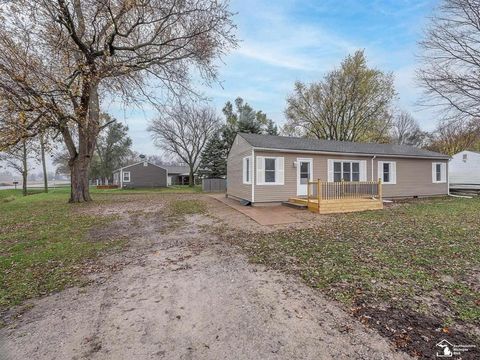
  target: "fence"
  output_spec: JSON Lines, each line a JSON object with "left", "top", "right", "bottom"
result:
{"left": 307, "top": 180, "right": 382, "bottom": 202}
{"left": 202, "top": 178, "right": 226, "bottom": 193}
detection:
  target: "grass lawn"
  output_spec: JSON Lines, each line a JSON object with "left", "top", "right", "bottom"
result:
{"left": 233, "top": 197, "right": 480, "bottom": 357}
{"left": 0, "top": 185, "right": 201, "bottom": 313}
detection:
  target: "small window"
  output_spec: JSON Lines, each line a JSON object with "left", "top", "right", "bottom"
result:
{"left": 342, "top": 162, "right": 351, "bottom": 181}
{"left": 432, "top": 162, "right": 446, "bottom": 183}
{"left": 265, "top": 158, "right": 276, "bottom": 183}
{"left": 123, "top": 171, "right": 130, "bottom": 182}
{"left": 383, "top": 163, "right": 390, "bottom": 183}
{"left": 257, "top": 156, "right": 284, "bottom": 185}
{"left": 463, "top": 154, "right": 467, "bottom": 162}
{"left": 352, "top": 162, "right": 360, "bottom": 182}
{"left": 333, "top": 162, "right": 342, "bottom": 182}
{"left": 143, "top": 161, "right": 148, "bottom": 167}
{"left": 243, "top": 156, "right": 251, "bottom": 184}
{"left": 377, "top": 161, "right": 396, "bottom": 184}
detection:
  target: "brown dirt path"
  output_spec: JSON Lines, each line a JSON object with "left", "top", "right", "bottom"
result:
{"left": 0, "top": 195, "right": 410, "bottom": 360}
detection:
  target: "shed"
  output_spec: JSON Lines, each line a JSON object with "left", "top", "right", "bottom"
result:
{"left": 113, "top": 161, "right": 167, "bottom": 188}
{"left": 449, "top": 150, "right": 480, "bottom": 186}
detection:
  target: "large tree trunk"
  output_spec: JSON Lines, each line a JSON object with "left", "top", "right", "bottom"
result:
{"left": 66, "top": 83, "right": 101, "bottom": 203}
{"left": 40, "top": 133, "right": 48, "bottom": 193}
{"left": 69, "top": 154, "right": 92, "bottom": 202}
{"left": 189, "top": 167, "right": 194, "bottom": 187}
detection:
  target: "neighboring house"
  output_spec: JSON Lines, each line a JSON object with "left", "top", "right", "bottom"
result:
{"left": 227, "top": 133, "right": 450, "bottom": 205}
{"left": 113, "top": 161, "right": 167, "bottom": 188}
{"left": 163, "top": 165, "right": 191, "bottom": 185}
{"left": 449, "top": 150, "right": 480, "bottom": 186}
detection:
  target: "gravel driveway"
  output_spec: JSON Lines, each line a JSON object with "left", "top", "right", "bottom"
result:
{"left": 0, "top": 195, "right": 410, "bottom": 360}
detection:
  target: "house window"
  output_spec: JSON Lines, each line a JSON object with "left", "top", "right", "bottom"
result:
{"left": 436, "top": 163, "right": 441, "bottom": 182}
{"left": 256, "top": 156, "right": 284, "bottom": 185}
{"left": 377, "top": 161, "right": 396, "bottom": 184}
{"left": 333, "top": 161, "right": 360, "bottom": 182}
{"left": 462, "top": 153, "right": 467, "bottom": 162}
{"left": 123, "top": 171, "right": 130, "bottom": 183}
{"left": 243, "top": 156, "right": 251, "bottom": 184}
{"left": 265, "top": 158, "right": 276, "bottom": 183}
{"left": 432, "top": 162, "right": 446, "bottom": 183}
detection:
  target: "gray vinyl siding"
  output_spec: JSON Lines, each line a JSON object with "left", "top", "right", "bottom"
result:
{"left": 250, "top": 151, "right": 448, "bottom": 203}
{"left": 227, "top": 135, "right": 252, "bottom": 201}
{"left": 375, "top": 157, "right": 448, "bottom": 197}
{"left": 118, "top": 163, "right": 167, "bottom": 188}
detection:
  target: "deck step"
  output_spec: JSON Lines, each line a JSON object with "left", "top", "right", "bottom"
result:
{"left": 288, "top": 197, "right": 309, "bottom": 205}
{"left": 282, "top": 201, "right": 308, "bottom": 210}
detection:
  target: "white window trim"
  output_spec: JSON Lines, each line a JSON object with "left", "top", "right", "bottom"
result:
{"left": 327, "top": 159, "right": 367, "bottom": 182}
{"left": 432, "top": 162, "right": 447, "bottom": 183}
{"left": 256, "top": 156, "right": 284, "bottom": 185}
{"left": 123, "top": 171, "right": 131, "bottom": 183}
{"left": 242, "top": 156, "right": 252, "bottom": 185}
{"left": 377, "top": 161, "right": 397, "bottom": 185}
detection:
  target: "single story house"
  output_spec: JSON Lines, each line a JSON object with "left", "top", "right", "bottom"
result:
{"left": 449, "top": 150, "right": 480, "bottom": 187}
{"left": 163, "top": 165, "right": 191, "bottom": 186}
{"left": 113, "top": 161, "right": 167, "bottom": 188}
{"left": 227, "top": 133, "right": 450, "bottom": 205}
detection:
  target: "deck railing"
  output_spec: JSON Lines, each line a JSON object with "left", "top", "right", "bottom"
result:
{"left": 307, "top": 180, "right": 382, "bottom": 209}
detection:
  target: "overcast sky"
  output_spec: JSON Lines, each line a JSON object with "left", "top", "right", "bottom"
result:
{"left": 2, "top": 0, "right": 441, "bottom": 175}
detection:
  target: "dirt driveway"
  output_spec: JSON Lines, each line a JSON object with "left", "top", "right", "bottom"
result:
{"left": 0, "top": 194, "right": 409, "bottom": 360}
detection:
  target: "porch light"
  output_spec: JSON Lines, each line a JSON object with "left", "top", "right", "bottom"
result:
{"left": 293, "top": 161, "right": 297, "bottom": 168}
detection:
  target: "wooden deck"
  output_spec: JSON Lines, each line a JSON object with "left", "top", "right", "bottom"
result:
{"left": 289, "top": 197, "right": 383, "bottom": 214}
{"left": 292, "top": 180, "right": 384, "bottom": 214}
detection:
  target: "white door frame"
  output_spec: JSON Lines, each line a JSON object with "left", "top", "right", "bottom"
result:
{"left": 296, "top": 158, "right": 313, "bottom": 196}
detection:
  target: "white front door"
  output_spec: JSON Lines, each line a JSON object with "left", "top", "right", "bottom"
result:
{"left": 297, "top": 158, "right": 313, "bottom": 196}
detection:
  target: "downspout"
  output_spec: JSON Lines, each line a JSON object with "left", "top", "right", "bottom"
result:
{"left": 371, "top": 155, "right": 376, "bottom": 181}
{"left": 251, "top": 148, "right": 255, "bottom": 204}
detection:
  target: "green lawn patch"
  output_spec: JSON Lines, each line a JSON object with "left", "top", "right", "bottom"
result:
{"left": 232, "top": 197, "right": 480, "bottom": 357}
{"left": 0, "top": 190, "right": 121, "bottom": 310}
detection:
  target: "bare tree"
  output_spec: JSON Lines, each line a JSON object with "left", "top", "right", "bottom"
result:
{"left": 426, "top": 118, "right": 480, "bottom": 155}
{"left": 0, "top": 139, "right": 37, "bottom": 196}
{"left": 149, "top": 103, "right": 220, "bottom": 186}
{"left": 418, "top": 0, "right": 480, "bottom": 120}
{"left": 284, "top": 50, "right": 396, "bottom": 143}
{"left": 391, "top": 111, "right": 427, "bottom": 146}
{"left": 0, "top": 0, "right": 237, "bottom": 202}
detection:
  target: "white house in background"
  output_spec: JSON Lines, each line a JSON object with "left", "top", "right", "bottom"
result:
{"left": 449, "top": 150, "right": 480, "bottom": 185}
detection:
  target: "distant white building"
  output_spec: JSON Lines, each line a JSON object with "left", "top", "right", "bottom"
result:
{"left": 449, "top": 150, "right": 480, "bottom": 185}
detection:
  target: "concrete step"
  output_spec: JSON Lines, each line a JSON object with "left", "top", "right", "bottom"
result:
{"left": 282, "top": 201, "right": 308, "bottom": 210}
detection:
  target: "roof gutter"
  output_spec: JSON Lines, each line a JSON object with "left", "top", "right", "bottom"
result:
{"left": 251, "top": 147, "right": 451, "bottom": 160}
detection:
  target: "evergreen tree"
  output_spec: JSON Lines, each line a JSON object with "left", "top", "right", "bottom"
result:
{"left": 266, "top": 119, "right": 279, "bottom": 135}
{"left": 199, "top": 130, "right": 228, "bottom": 177}
{"left": 200, "top": 97, "right": 279, "bottom": 177}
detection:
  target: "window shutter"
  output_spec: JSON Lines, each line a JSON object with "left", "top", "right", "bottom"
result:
{"left": 256, "top": 156, "right": 264, "bottom": 184}
{"left": 391, "top": 162, "right": 397, "bottom": 184}
{"left": 327, "top": 159, "right": 334, "bottom": 182}
{"left": 360, "top": 160, "right": 367, "bottom": 181}
{"left": 276, "top": 157, "right": 284, "bottom": 185}
{"left": 377, "top": 161, "right": 384, "bottom": 182}
{"left": 442, "top": 163, "right": 447, "bottom": 182}
{"left": 432, "top": 163, "right": 436, "bottom": 183}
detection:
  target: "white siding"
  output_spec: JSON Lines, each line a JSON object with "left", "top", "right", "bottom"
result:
{"left": 449, "top": 151, "right": 480, "bottom": 185}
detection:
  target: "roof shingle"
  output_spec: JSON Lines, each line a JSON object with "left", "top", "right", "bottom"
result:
{"left": 239, "top": 133, "right": 449, "bottom": 159}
